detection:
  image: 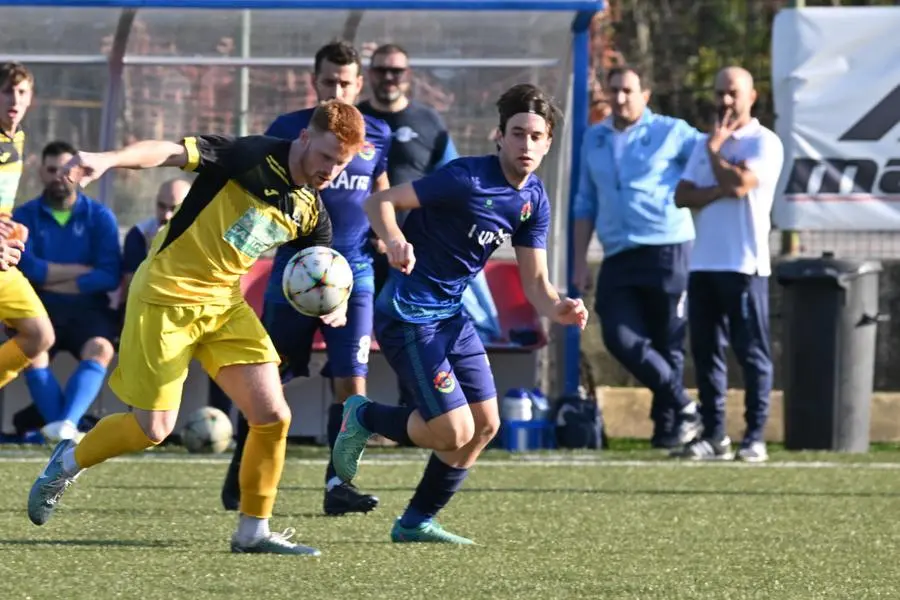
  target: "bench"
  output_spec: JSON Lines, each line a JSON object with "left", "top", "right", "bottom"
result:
{"left": 1, "top": 258, "right": 546, "bottom": 441}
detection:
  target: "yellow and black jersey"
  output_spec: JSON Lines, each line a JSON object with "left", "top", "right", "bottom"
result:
{"left": 133, "top": 134, "right": 333, "bottom": 306}
{"left": 0, "top": 129, "right": 25, "bottom": 215}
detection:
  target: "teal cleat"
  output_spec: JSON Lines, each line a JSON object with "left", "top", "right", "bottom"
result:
{"left": 231, "top": 528, "right": 322, "bottom": 556}
{"left": 390, "top": 518, "right": 475, "bottom": 545}
{"left": 28, "top": 439, "right": 80, "bottom": 526}
{"left": 332, "top": 394, "right": 373, "bottom": 482}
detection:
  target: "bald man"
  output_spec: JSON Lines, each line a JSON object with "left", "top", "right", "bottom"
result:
{"left": 120, "top": 179, "right": 190, "bottom": 301}
{"left": 673, "top": 66, "right": 784, "bottom": 462}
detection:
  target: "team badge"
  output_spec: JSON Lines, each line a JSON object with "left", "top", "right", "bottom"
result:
{"left": 358, "top": 141, "right": 376, "bottom": 161}
{"left": 433, "top": 371, "right": 456, "bottom": 394}
{"left": 520, "top": 201, "right": 533, "bottom": 222}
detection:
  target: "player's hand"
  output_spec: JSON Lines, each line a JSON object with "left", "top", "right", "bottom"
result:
{"left": 0, "top": 216, "right": 27, "bottom": 243}
{"left": 0, "top": 238, "right": 25, "bottom": 271}
{"left": 387, "top": 238, "right": 415, "bottom": 274}
{"left": 553, "top": 297, "right": 589, "bottom": 330}
{"left": 320, "top": 300, "right": 348, "bottom": 328}
{"left": 62, "top": 151, "right": 115, "bottom": 188}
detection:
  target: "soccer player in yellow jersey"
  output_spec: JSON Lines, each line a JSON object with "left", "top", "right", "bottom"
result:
{"left": 28, "top": 100, "right": 367, "bottom": 557}
{"left": 0, "top": 62, "right": 55, "bottom": 392}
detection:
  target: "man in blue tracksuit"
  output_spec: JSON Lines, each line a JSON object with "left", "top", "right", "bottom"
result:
{"left": 572, "top": 66, "right": 703, "bottom": 448}
{"left": 13, "top": 140, "right": 121, "bottom": 443}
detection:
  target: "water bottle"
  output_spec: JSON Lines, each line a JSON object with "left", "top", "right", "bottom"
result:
{"left": 502, "top": 388, "right": 533, "bottom": 422}
{"left": 529, "top": 387, "right": 550, "bottom": 421}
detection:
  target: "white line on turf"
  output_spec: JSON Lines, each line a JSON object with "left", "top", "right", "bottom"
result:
{"left": 1, "top": 453, "right": 900, "bottom": 469}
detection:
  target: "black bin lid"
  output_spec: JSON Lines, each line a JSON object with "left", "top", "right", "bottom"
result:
{"left": 775, "top": 252, "right": 882, "bottom": 288}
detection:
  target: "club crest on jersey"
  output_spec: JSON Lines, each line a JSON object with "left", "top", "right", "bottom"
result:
{"left": 289, "top": 187, "right": 319, "bottom": 235}
{"left": 433, "top": 371, "right": 456, "bottom": 394}
{"left": 520, "top": 201, "right": 533, "bottom": 222}
{"left": 358, "top": 141, "right": 376, "bottom": 161}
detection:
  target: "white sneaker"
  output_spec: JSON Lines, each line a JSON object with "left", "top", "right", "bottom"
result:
{"left": 736, "top": 441, "right": 769, "bottom": 463}
{"left": 41, "top": 420, "right": 84, "bottom": 444}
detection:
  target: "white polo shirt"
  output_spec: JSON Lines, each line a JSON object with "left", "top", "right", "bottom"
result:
{"left": 681, "top": 119, "right": 784, "bottom": 276}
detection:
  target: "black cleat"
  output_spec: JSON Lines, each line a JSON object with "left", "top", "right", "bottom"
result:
{"left": 221, "top": 461, "right": 240, "bottom": 512}
{"left": 323, "top": 481, "right": 379, "bottom": 516}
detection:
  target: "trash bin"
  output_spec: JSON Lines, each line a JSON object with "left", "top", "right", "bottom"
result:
{"left": 775, "top": 252, "right": 885, "bottom": 452}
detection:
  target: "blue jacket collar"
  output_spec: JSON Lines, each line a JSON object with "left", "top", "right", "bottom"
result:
{"left": 597, "top": 108, "right": 655, "bottom": 132}
{"left": 38, "top": 191, "right": 90, "bottom": 218}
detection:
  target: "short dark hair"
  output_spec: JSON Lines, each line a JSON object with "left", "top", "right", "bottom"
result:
{"left": 370, "top": 43, "right": 408, "bottom": 65}
{"left": 496, "top": 83, "right": 562, "bottom": 137}
{"left": 42, "top": 140, "right": 77, "bottom": 162}
{"left": 314, "top": 40, "right": 361, "bottom": 75}
{"left": 605, "top": 65, "right": 644, "bottom": 88}
{"left": 0, "top": 61, "right": 34, "bottom": 91}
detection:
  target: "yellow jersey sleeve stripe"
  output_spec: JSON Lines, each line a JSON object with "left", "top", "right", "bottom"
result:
{"left": 182, "top": 137, "right": 201, "bottom": 173}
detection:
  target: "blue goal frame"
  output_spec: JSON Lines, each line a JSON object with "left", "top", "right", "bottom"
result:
{"left": 1, "top": 0, "right": 603, "bottom": 396}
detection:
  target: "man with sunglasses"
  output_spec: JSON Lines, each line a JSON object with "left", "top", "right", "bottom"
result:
{"left": 121, "top": 178, "right": 189, "bottom": 301}
{"left": 12, "top": 140, "right": 122, "bottom": 444}
{"left": 358, "top": 43, "right": 460, "bottom": 417}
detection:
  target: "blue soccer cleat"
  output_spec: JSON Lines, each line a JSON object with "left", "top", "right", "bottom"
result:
{"left": 28, "top": 439, "right": 80, "bottom": 526}
{"left": 332, "top": 395, "right": 373, "bottom": 482}
{"left": 390, "top": 518, "right": 475, "bottom": 545}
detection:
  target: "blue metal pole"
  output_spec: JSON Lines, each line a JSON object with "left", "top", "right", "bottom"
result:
{"left": 564, "top": 9, "right": 595, "bottom": 395}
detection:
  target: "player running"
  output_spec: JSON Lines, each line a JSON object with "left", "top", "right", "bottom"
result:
{"left": 0, "top": 62, "right": 55, "bottom": 393}
{"left": 333, "top": 83, "right": 589, "bottom": 544}
{"left": 221, "top": 41, "right": 390, "bottom": 516}
{"left": 27, "top": 100, "right": 367, "bottom": 557}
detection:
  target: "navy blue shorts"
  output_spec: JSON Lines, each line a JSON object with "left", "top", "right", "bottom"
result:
{"left": 374, "top": 311, "right": 497, "bottom": 422}
{"left": 262, "top": 289, "right": 374, "bottom": 383}
{"left": 46, "top": 304, "right": 119, "bottom": 359}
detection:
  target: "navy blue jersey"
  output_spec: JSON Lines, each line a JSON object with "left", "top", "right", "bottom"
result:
{"left": 264, "top": 109, "right": 391, "bottom": 303}
{"left": 376, "top": 155, "right": 550, "bottom": 323}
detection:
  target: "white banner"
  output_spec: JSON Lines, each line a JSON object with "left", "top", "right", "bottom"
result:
{"left": 772, "top": 7, "right": 900, "bottom": 230}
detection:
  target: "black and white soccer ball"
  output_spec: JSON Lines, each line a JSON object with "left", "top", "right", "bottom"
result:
{"left": 181, "top": 407, "right": 234, "bottom": 454}
{"left": 282, "top": 246, "right": 354, "bottom": 317}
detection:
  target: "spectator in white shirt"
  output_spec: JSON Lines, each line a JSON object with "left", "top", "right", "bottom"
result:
{"left": 672, "top": 66, "right": 785, "bottom": 462}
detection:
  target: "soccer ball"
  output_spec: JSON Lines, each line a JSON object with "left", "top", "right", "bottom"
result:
{"left": 181, "top": 407, "right": 234, "bottom": 454}
{"left": 282, "top": 246, "right": 353, "bottom": 317}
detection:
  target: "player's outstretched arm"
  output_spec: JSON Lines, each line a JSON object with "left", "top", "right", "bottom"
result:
{"left": 63, "top": 140, "right": 188, "bottom": 188}
{"left": 515, "top": 246, "right": 588, "bottom": 330}
{"left": 364, "top": 183, "right": 420, "bottom": 274}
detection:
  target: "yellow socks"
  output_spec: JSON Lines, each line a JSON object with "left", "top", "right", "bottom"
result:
{"left": 0, "top": 338, "right": 30, "bottom": 389}
{"left": 239, "top": 418, "right": 291, "bottom": 519}
{"left": 74, "top": 412, "right": 159, "bottom": 469}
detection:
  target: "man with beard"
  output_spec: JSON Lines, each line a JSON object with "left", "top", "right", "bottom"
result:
{"left": 121, "top": 178, "right": 190, "bottom": 300}
{"left": 13, "top": 140, "right": 122, "bottom": 443}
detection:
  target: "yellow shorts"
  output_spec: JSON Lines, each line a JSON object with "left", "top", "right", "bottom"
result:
{"left": 109, "top": 298, "right": 279, "bottom": 411}
{"left": 0, "top": 267, "right": 47, "bottom": 324}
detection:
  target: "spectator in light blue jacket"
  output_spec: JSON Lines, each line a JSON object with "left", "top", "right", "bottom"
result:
{"left": 13, "top": 140, "right": 121, "bottom": 444}
{"left": 571, "top": 66, "right": 703, "bottom": 449}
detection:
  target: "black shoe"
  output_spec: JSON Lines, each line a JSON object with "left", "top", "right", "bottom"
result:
{"left": 650, "top": 433, "right": 682, "bottom": 449}
{"left": 323, "top": 481, "right": 379, "bottom": 516}
{"left": 221, "top": 461, "right": 240, "bottom": 512}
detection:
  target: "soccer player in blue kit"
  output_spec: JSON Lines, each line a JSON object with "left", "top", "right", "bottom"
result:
{"left": 333, "top": 83, "right": 589, "bottom": 543}
{"left": 221, "top": 41, "right": 390, "bottom": 516}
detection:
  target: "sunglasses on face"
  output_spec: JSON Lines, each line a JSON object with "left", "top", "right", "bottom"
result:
{"left": 371, "top": 66, "right": 407, "bottom": 77}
